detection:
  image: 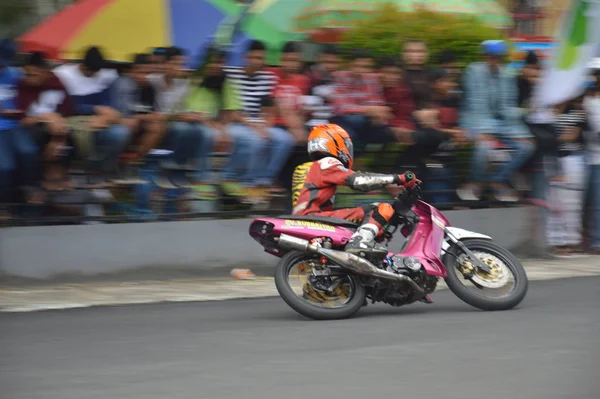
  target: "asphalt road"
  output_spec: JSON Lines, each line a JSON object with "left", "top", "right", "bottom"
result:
{"left": 1, "top": 277, "right": 599, "bottom": 399}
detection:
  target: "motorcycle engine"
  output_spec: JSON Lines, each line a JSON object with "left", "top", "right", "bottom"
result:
{"left": 386, "top": 255, "right": 422, "bottom": 275}
{"left": 377, "top": 255, "right": 437, "bottom": 307}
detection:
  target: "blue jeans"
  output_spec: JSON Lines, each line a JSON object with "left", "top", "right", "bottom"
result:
{"left": 168, "top": 122, "right": 214, "bottom": 181}
{"left": 589, "top": 165, "right": 600, "bottom": 249}
{"left": 0, "top": 130, "right": 15, "bottom": 204}
{"left": 92, "top": 124, "right": 130, "bottom": 172}
{"left": 221, "top": 123, "right": 262, "bottom": 184}
{"left": 470, "top": 134, "right": 535, "bottom": 184}
{"left": 221, "top": 124, "right": 294, "bottom": 186}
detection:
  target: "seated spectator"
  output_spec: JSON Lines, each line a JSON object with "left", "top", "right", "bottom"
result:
{"left": 16, "top": 51, "right": 74, "bottom": 200}
{"left": 0, "top": 39, "right": 23, "bottom": 219}
{"left": 223, "top": 40, "right": 295, "bottom": 200}
{"left": 303, "top": 44, "right": 338, "bottom": 129}
{"left": 583, "top": 70, "right": 600, "bottom": 254}
{"left": 380, "top": 58, "right": 463, "bottom": 164}
{"left": 457, "top": 40, "right": 536, "bottom": 203}
{"left": 428, "top": 68, "right": 468, "bottom": 146}
{"left": 53, "top": 46, "right": 130, "bottom": 187}
{"left": 330, "top": 48, "right": 394, "bottom": 155}
{"left": 111, "top": 53, "right": 166, "bottom": 163}
{"left": 271, "top": 41, "right": 311, "bottom": 193}
{"left": 546, "top": 95, "right": 587, "bottom": 255}
{"left": 148, "top": 47, "right": 203, "bottom": 186}
{"left": 179, "top": 48, "right": 240, "bottom": 199}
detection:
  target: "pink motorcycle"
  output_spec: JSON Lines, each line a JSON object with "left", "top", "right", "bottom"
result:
{"left": 249, "top": 185, "right": 528, "bottom": 320}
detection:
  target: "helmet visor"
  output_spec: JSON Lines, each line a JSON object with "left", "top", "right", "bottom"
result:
{"left": 344, "top": 138, "right": 354, "bottom": 161}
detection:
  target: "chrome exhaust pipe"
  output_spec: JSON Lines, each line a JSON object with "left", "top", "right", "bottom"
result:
{"left": 277, "top": 234, "right": 424, "bottom": 294}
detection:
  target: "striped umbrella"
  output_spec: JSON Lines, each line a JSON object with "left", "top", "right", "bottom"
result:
{"left": 18, "top": 0, "right": 306, "bottom": 66}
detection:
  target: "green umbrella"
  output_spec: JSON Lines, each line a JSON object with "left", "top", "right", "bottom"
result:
{"left": 209, "top": 0, "right": 308, "bottom": 64}
{"left": 296, "top": 0, "right": 511, "bottom": 32}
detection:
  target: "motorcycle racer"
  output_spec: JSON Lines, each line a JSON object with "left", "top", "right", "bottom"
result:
{"left": 292, "top": 123, "right": 420, "bottom": 257}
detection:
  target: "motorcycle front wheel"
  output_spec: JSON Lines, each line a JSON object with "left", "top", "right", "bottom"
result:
{"left": 443, "top": 239, "right": 528, "bottom": 311}
{"left": 274, "top": 251, "right": 367, "bottom": 320}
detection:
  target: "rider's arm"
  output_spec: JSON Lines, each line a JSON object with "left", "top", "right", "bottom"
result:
{"left": 316, "top": 157, "right": 401, "bottom": 193}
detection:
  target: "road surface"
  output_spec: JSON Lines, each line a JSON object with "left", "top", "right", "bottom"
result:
{"left": 1, "top": 277, "right": 599, "bottom": 399}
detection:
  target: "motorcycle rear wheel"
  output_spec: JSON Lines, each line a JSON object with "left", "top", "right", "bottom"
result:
{"left": 274, "top": 251, "right": 367, "bottom": 320}
{"left": 443, "top": 239, "right": 528, "bottom": 311}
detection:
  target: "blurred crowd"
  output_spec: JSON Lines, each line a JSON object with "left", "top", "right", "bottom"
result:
{"left": 1, "top": 36, "right": 600, "bottom": 255}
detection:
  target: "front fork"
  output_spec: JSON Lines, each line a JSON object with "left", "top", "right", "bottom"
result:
{"left": 443, "top": 228, "right": 492, "bottom": 275}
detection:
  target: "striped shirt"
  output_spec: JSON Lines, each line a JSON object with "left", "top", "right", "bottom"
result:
{"left": 303, "top": 82, "right": 335, "bottom": 128}
{"left": 223, "top": 66, "right": 278, "bottom": 123}
{"left": 555, "top": 108, "right": 587, "bottom": 157}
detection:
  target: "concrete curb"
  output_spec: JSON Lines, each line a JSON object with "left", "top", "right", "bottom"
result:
{"left": 2, "top": 257, "right": 599, "bottom": 313}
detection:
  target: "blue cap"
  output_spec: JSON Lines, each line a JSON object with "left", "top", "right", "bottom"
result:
{"left": 0, "top": 39, "right": 17, "bottom": 67}
{"left": 481, "top": 40, "right": 508, "bottom": 57}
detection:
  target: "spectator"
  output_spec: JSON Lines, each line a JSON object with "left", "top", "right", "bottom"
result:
{"left": 402, "top": 40, "right": 436, "bottom": 122}
{"left": 379, "top": 56, "right": 416, "bottom": 144}
{"left": 437, "top": 50, "right": 461, "bottom": 88}
{"left": 0, "top": 39, "right": 22, "bottom": 219}
{"left": 583, "top": 71, "right": 600, "bottom": 254}
{"left": 272, "top": 41, "right": 312, "bottom": 193}
{"left": 111, "top": 53, "right": 166, "bottom": 162}
{"left": 148, "top": 47, "right": 202, "bottom": 186}
{"left": 457, "top": 40, "right": 536, "bottom": 202}
{"left": 179, "top": 48, "right": 240, "bottom": 199}
{"left": 224, "top": 40, "right": 294, "bottom": 199}
{"left": 428, "top": 68, "right": 468, "bottom": 146}
{"left": 150, "top": 47, "right": 168, "bottom": 74}
{"left": 303, "top": 44, "right": 339, "bottom": 129}
{"left": 53, "top": 46, "right": 130, "bottom": 187}
{"left": 16, "top": 51, "right": 74, "bottom": 199}
{"left": 518, "top": 51, "right": 541, "bottom": 110}
{"left": 546, "top": 95, "right": 587, "bottom": 255}
{"left": 272, "top": 41, "right": 309, "bottom": 143}
{"left": 330, "top": 48, "right": 393, "bottom": 155}
{"left": 380, "top": 58, "right": 461, "bottom": 166}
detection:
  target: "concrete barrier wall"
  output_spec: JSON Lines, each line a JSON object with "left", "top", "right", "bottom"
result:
{"left": 0, "top": 207, "right": 537, "bottom": 280}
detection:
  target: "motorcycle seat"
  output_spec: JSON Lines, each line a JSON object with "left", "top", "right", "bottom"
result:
{"left": 277, "top": 215, "right": 359, "bottom": 229}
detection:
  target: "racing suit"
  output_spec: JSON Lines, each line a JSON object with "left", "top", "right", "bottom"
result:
{"left": 292, "top": 156, "right": 409, "bottom": 252}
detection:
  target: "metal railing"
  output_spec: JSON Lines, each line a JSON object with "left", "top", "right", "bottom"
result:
{"left": 1, "top": 143, "right": 542, "bottom": 227}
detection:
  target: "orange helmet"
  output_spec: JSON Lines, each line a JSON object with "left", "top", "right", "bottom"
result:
{"left": 307, "top": 124, "right": 354, "bottom": 168}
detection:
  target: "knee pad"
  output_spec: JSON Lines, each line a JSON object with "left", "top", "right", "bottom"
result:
{"left": 372, "top": 203, "right": 395, "bottom": 226}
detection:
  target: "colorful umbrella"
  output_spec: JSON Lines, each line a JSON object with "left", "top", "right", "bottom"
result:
{"left": 296, "top": 0, "right": 512, "bottom": 33}
{"left": 18, "top": 0, "right": 306, "bottom": 67}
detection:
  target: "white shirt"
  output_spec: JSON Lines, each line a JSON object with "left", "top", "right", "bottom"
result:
{"left": 147, "top": 74, "right": 189, "bottom": 114}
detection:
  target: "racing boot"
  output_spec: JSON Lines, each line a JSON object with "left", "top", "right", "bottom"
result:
{"left": 345, "top": 223, "right": 388, "bottom": 263}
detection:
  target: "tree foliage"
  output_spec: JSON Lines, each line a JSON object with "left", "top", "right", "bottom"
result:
{"left": 340, "top": 4, "right": 508, "bottom": 66}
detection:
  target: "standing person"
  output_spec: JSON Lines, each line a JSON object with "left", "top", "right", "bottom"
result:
{"left": 224, "top": 40, "right": 295, "bottom": 200}
{"left": 272, "top": 41, "right": 311, "bottom": 194}
{"left": 53, "top": 46, "right": 130, "bottom": 187}
{"left": 457, "top": 40, "right": 536, "bottom": 202}
{"left": 0, "top": 39, "right": 22, "bottom": 219}
{"left": 545, "top": 96, "right": 588, "bottom": 255}
{"left": 583, "top": 70, "right": 600, "bottom": 254}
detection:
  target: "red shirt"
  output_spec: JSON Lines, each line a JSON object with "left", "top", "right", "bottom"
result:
{"left": 331, "top": 71, "right": 384, "bottom": 116}
{"left": 383, "top": 84, "right": 416, "bottom": 131}
{"left": 16, "top": 72, "right": 73, "bottom": 119}
{"left": 431, "top": 97, "right": 460, "bottom": 129}
{"left": 272, "top": 71, "right": 309, "bottom": 127}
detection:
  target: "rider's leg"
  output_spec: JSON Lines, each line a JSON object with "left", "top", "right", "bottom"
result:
{"left": 345, "top": 203, "right": 394, "bottom": 254}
